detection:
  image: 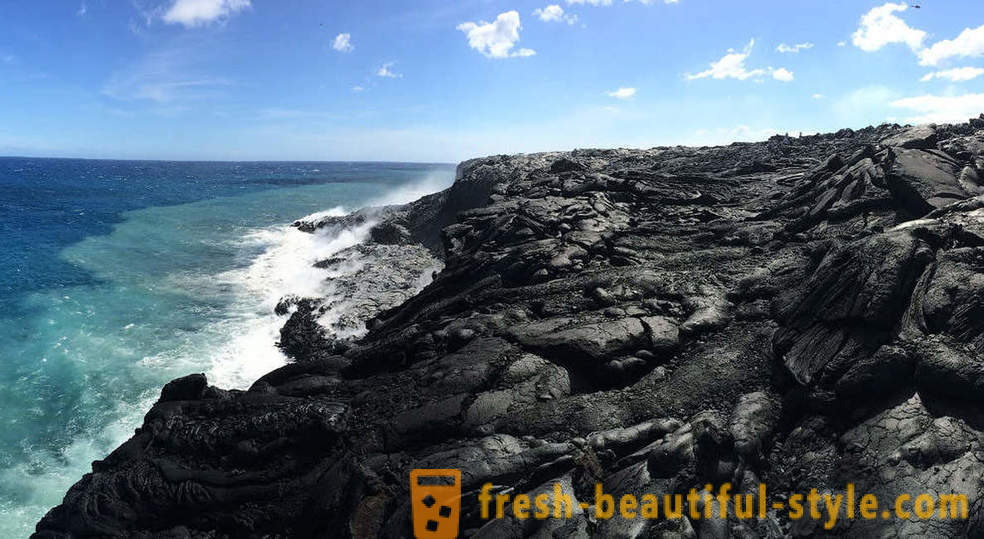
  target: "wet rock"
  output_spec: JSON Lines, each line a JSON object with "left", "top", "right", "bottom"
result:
{"left": 369, "top": 222, "right": 412, "bottom": 244}
{"left": 160, "top": 373, "right": 207, "bottom": 402}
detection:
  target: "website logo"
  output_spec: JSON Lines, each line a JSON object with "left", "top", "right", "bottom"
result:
{"left": 410, "top": 469, "right": 462, "bottom": 539}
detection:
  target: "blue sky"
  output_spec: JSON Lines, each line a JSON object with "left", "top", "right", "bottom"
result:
{"left": 0, "top": 0, "right": 982, "bottom": 162}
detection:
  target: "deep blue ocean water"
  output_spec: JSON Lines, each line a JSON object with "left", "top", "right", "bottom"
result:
{"left": 0, "top": 157, "right": 455, "bottom": 537}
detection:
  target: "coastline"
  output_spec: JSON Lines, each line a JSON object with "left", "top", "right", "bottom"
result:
{"left": 36, "top": 118, "right": 984, "bottom": 537}
{"left": 0, "top": 163, "right": 455, "bottom": 538}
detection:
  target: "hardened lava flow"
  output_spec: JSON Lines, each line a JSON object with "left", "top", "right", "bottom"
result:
{"left": 37, "top": 116, "right": 984, "bottom": 538}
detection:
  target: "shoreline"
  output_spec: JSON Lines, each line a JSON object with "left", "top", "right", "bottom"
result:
{"left": 0, "top": 166, "right": 454, "bottom": 538}
{"left": 36, "top": 117, "right": 984, "bottom": 537}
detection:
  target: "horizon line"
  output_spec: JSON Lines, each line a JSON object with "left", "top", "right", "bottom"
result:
{"left": 0, "top": 154, "right": 459, "bottom": 166}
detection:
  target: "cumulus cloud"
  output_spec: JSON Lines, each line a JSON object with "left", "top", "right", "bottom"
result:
{"left": 377, "top": 62, "right": 402, "bottom": 78}
{"left": 776, "top": 42, "right": 813, "bottom": 53}
{"left": 606, "top": 87, "right": 637, "bottom": 99}
{"left": 533, "top": 5, "right": 577, "bottom": 24}
{"left": 891, "top": 93, "right": 984, "bottom": 124}
{"left": 686, "top": 39, "right": 791, "bottom": 83}
{"left": 852, "top": 5, "right": 983, "bottom": 72}
{"left": 332, "top": 33, "right": 354, "bottom": 53}
{"left": 920, "top": 67, "right": 984, "bottom": 82}
{"left": 851, "top": 3, "right": 925, "bottom": 52}
{"left": 457, "top": 11, "right": 536, "bottom": 59}
{"left": 918, "top": 25, "right": 984, "bottom": 66}
{"left": 687, "top": 40, "right": 766, "bottom": 80}
{"left": 812, "top": 93, "right": 825, "bottom": 99}
{"left": 162, "top": 0, "right": 250, "bottom": 27}
{"left": 772, "top": 67, "right": 794, "bottom": 82}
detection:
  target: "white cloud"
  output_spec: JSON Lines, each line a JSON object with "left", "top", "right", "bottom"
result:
{"left": 837, "top": 41, "right": 847, "bottom": 47}
{"left": 77, "top": 2, "right": 87, "bottom": 16}
{"left": 891, "top": 93, "right": 984, "bottom": 124}
{"left": 105, "top": 78, "right": 232, "bottom": 102}
{"left": 918, "top": 25, "right": 984, "bottom": 66}
{"left": 920, "top": 67, "right": 984, "bottom": 82}
{"left": 352, "top": 85, "right": 364, "bottom": 92}
{"left": 533, "top": 5, "right": 577, "bottom": 24}
{"left": 776, "top": 42, "right": 814, "bottom": 53}
{"left": 332, "top": 33, "right": 354, "bottom": 53}
{"left": 851, "top": 3, "right": 925, "bottom": 52}
{"left": 687, "top": 40, "right": 765, "bottom": 80}
{"left": 457, "top": 11, "right": 536, "bottom": 59}
{"left": 686, "top": 39, "right": 791, "bottom": 83}
{"left": 162, "top": 0, "right": 250, "bottom": 28}
{"left": 772, "top": 67, "right": 794, "bottom": 82}
{"left": 376, "top": 62, "right": 402, "bottom": 78}
{"left": 812, "top": 93, "right": 825, "bottom": 99}
{"left": 101, "top": 46, "right": 233, "bottom": 103}
{"left": 606, "top": 87, "right": 637, "bottom": 99}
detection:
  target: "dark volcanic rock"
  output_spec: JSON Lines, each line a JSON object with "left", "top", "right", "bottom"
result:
{"left": 278, "top": 242, "right": 442, "bottom": 362}
{"left": 37, "top": 117, "right": 984, "bottom": 539}
{"left": 159, "top": 373, "right": 207, "bottom": 402}
{"left": 886, "top": 148, "right": 967, "bottom": 215}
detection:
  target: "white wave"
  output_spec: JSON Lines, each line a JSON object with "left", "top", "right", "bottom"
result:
{"left": 200, "top": 173, "right": 453, "bottom": 388}
{"left": 197, "top": 218, "right": 377, "bottom": 389}
{"left": 135, "top": 173, "right": 454, "bottom": 392}
{"left": 0, "top": 173, "right": 457, "bottom": 536}
{"left": 0, "top": 389, "right": 155, "bottom": 539}
{"left": 295, "top": 205, "right": 347, "bottom": 224}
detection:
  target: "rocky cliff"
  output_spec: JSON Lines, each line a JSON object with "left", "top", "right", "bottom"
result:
{"left": 36, "top": 116, "right": 984, "bottom": 538}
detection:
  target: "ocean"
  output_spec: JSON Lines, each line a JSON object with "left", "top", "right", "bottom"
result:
{"left": 0, "top": 157, "right": 456, "bottom": 537}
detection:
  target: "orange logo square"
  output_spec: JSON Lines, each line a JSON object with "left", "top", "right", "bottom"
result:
{"left": 410, "top": 469, "right": 462, "bottom": 539}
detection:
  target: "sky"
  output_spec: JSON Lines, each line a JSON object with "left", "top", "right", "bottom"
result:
{"left": 0, "top": 0, "right": 983, "bottom": 162}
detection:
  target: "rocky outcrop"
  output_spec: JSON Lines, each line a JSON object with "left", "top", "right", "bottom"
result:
{"left": 277, "top": 242, "right": 442, "bottom": 362}
{"left": 36, "top": 116, "right": 984, "bottom": 538}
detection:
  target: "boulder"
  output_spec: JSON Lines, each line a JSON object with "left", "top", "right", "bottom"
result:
{"left": 886, "top": 148, "right": 967, "bottom": 215}
{"left": 160, "top": 373, "right": 207, "bottom": 402}
{"left": 881, "top": 125, "right": 938, "bottom": 149}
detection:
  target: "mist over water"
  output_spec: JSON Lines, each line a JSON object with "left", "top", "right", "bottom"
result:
{"left": 0, "top": 159, "right": 454, "bottom": 537}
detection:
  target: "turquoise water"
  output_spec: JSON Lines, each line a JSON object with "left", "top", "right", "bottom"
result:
{"left": 0, "top": 159, "right": 454, "bottom": 537}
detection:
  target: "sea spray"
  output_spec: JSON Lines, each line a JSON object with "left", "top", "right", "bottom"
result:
{"left": 0, "top": 161, "right": 454, "bottom": 538}
{"left": 201, "top": 213, "right": 378, "bottom": 388}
